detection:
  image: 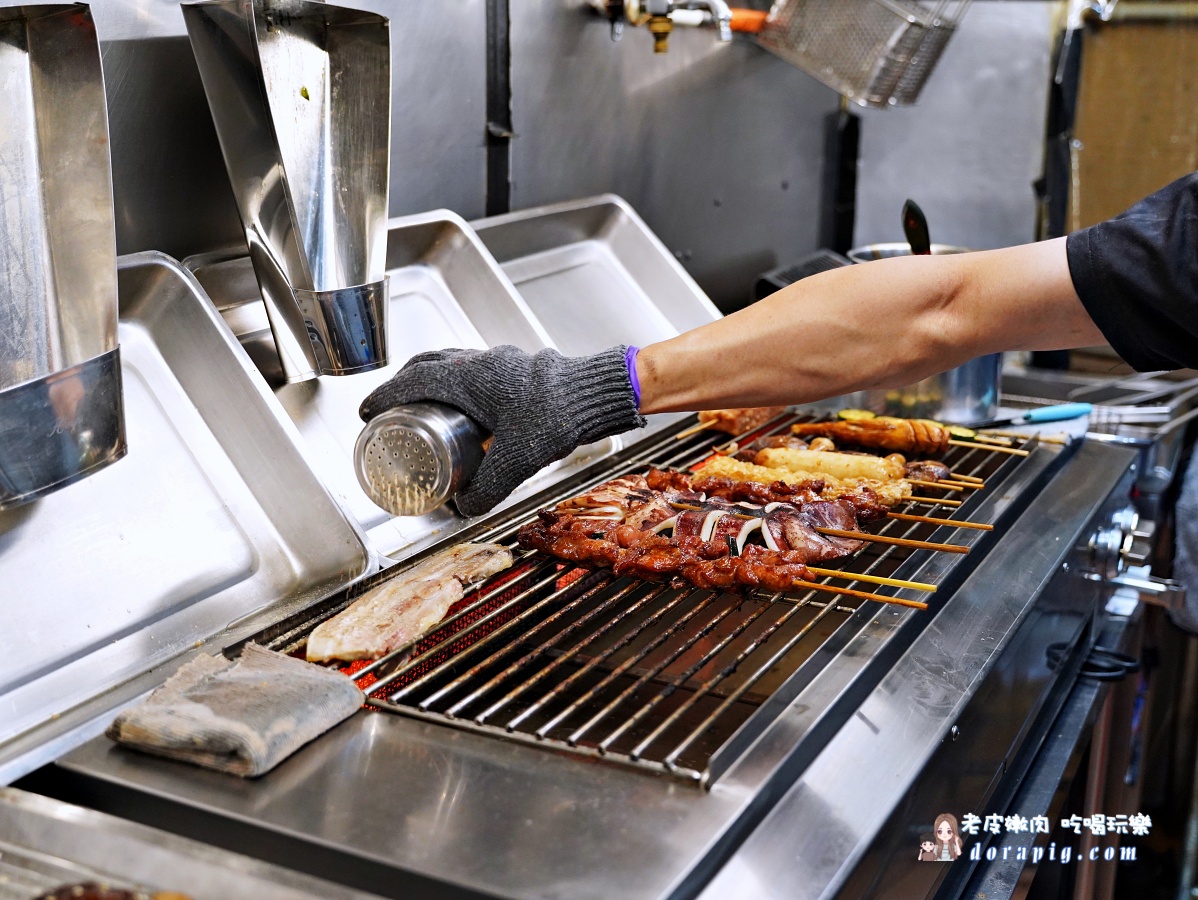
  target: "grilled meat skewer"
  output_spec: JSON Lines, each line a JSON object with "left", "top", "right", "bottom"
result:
{"left": 791, "top": 418, "right": 951, "bottom": 455}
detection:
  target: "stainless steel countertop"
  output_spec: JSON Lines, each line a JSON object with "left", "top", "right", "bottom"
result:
{"left": 45, "top": 439, "right": 1138, "bottom": 900}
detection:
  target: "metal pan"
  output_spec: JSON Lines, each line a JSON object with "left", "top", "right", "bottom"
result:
{"left": 187, "top": 210, "right": 617, "bottom": 559}
{"left": 0, "top": 788, "right": 378, "bottom": 899}
{"left": 0, "top": 252, "right": 368, "bottom": 782}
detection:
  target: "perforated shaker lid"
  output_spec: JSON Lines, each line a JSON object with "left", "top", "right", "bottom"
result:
{"left": 354, "top": 408, "right": 455, "bottom": 516}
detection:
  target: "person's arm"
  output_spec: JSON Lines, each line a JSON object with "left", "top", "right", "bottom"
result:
{"left": 636, "top": 236, "right": 1104, "bottom": 413}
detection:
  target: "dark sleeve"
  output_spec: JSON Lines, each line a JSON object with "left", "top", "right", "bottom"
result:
{"left": 1066, "top": 173, "right": 1198, "bottom": 371}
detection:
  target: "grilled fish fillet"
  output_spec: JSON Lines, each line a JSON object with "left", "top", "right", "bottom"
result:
{"left": 306, "top": 543, "right": 513, "bottom": 662}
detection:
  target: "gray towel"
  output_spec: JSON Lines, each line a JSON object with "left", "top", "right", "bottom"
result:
{"left": 1173, "top": 451, "right": 1198, "bottom": 634}
{"left": 107, "top": 644, "right": 363, "bottom": 777}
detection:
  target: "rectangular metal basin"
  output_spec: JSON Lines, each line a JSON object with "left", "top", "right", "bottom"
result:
{"left": 472, "top": 194, "right": 722, "bottom": 356}
{"left": 187, "top": 209, "right": 618, "bottom": 559}
{"left": 0, "top": 252, "right": 369, "bottom": 782}
{"left": 0, "top": 788, "right": 376, "bottom": 899}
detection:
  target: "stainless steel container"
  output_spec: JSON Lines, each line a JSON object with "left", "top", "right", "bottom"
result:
{"left": 354, "top": 403, "right": 487, "bottom": 517}
{"left": 0, "top": 3, "right": 126, "bottom": 509}
{"left": 847, "top": 241, "right": 1001, "bottom": 423}
{"left": 183, "top": 0, "right": 391, "bottom": 383}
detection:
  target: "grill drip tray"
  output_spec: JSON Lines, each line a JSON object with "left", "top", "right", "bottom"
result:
{"left": 251, "top": 411, "right": 1034, "bottom": 784}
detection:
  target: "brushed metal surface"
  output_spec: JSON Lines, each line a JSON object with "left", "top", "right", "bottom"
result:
{"left": 0, "top": 4, "right": 117, "bottom": 389}
{"left": 183, "top": 0, "right": 391, "bottom": 379}
{"left": 0, "top": 788, "right": 380, "bottom": 900}
{"left": 0, "top": 349, "right": 126, "bottom": 509}
{"left": 507, "top": 0, "right": 839, "bottom": 311}
{"left": 187, "top": 210, "right": 614, "bottom": 559}
{"left": 472, "top": 194, "right": 721, "bottom": 356}
{"left": 0, "top": 252, "right": 368, "bottom": 782}
{"left": 84, "top": 0, "right": 485, "bottom": 258}
{"left": 48, "top": 441, "right": 1131, "bottom": 900}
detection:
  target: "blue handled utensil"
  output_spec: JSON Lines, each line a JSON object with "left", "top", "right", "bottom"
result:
{"left": 968, "top": 403, "right": 1093, "bottom": 430}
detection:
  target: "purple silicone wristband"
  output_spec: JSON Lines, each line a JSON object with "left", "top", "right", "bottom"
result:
{"left": 625, "top": 345, "right": 642, "bottom": 409}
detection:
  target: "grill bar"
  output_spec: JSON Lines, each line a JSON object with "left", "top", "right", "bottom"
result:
{"left": 606, "top": 597, "right": 778, "bottom": 757}
{"left": 297, "top": 410, "right": 1036, "bottom": 784}
{"left": 475, "top": 581, "right": 670, "bottom": 725}
{"left": 448, "top": 577, "right": 644, "bottom": 718}
{"left": 546, "top": 588, "right": 718, "bottom": 740}
{"left": 663, "top": 596, "right": 843, "bottom": 768}
{"left": 505, "top": 583, "right": 678, "bottom": 732}
{"left": 567, "top": 590, "right": 740, "bottom": 748}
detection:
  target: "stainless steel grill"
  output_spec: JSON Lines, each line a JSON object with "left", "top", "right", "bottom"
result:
{"left": 251, "top": 412, "right": 1033, "bottom": 785}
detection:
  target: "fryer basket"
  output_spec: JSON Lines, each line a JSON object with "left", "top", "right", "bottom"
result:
{"left": 759, "top": 0, "right": 971, "bottom": 108}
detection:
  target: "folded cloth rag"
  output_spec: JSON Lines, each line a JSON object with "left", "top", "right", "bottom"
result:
{"left": 107, "top": 644, "right": 363, "bottom": 777}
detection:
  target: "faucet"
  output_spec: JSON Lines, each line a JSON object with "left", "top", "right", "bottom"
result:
{"left": 593, "top": 0, "right": 734, "bottom": 51}
{"left": 671, "top": 0, "right": 733, "bottom": 42}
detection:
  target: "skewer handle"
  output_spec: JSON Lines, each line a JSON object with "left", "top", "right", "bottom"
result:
{"left": 949, "top": 439, "right": 1030, "bottom": 457}
{"left": 816, "top": 526, "right": 969, "bottom": 554}
{"left": 799, "top": 580, "right": 928, "bottom": 610}
{"left": 807, "top": 566, "right": 936, "bottom": 592}
{"left": 674, "top": 420, "right": 712, "bottom": 440}
{"left": 887, "top": 511, "right": 993, "bottom": 531}
{"left": 910, "top": 496, "right": 964, "bottom": 507}
{"left": 908, "top": 479, "right": 981, "bottom": 491}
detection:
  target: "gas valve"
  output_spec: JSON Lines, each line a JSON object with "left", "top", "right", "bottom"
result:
{"left": 1087, "top": 507, "right": 1185, "bottom": 611}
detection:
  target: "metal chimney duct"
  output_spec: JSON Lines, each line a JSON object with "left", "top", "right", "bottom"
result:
{"left": 0, "top": 3, "right": 126, "bottom": 509}
{"left": 183, "top": 0, "right": 391, "bottom": 382}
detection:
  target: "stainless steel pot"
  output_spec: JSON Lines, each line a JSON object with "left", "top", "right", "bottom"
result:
{"left": 845, "top": 242, "right": 1001, "bottom": 423}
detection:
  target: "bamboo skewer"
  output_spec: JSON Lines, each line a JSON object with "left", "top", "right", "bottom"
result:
{"left": 887, "top": 511, "right": 993, "bottom": 531}
{"left": 674, "top": 420, "right": 713, "bottom": 440}
{"left": 948, "top": 439, "right": 1030, "bottom": 457}
{"left": 815, "top": 526, "right": 968, "bottom": 554}
{"left": 807, "top": 566, "right": 936, "bottom": 592}
{"left": 910, "top": 496, "right": 964, "bottom": 507}
{"left": 908, "top": 479, "right": 981, "bottom": 491}
{"left": 798, "top": 582, "right": 928, "bottom": 610}
{"left": 950, "top": 472, "right": 985, "bottom": 484}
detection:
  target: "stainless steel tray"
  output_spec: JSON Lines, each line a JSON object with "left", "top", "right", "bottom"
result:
{"left": 0, "top": 788, "right": 377, "bottom": 899}
{"left": 471, "top": 194, "right": 722, "bottom": 356}
{"left": 0, "top": 252, "right": 369, "bottom": 782}
{"left": 187, "top": 210, "right": 618, "bottom": 559}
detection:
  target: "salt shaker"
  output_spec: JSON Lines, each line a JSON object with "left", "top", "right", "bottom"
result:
{"left": 354, "top": 403, "right": 487, "bottom": 516}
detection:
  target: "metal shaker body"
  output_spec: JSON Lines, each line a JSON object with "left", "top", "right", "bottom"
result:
{"left": 354, "top": 403, "right": 486, "bottom": 517}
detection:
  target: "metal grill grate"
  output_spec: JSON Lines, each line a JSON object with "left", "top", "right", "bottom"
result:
{"left": 259, "top": 412, "right": 1031, "bottom": 785}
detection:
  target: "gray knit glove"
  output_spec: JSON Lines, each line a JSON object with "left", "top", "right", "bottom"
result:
{"left": 360, "top": 345, "right": 646, "bottom": 516}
